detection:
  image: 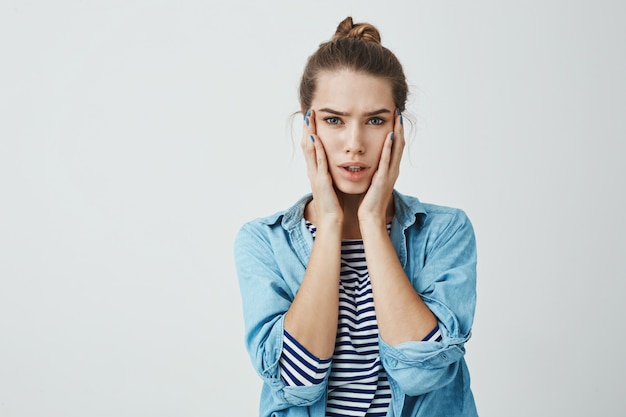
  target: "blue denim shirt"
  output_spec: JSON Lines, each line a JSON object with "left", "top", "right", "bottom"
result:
{"left": 234, "top": 190, "right": 478, "bottom": 417}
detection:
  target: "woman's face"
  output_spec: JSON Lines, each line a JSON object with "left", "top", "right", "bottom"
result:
{"left": 311, "top": 69, "right": 396, "bottom": 196}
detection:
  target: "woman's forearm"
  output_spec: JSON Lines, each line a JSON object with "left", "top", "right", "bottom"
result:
{"left": 284, "top": 221, "right": 342, "bottom": 358}
{"left": 360, "top": 219, "right": 437, "bottom": 345}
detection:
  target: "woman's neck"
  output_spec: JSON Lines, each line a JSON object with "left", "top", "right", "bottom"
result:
{"left": 339, "top": 194, "right": 366, "bottom": 239}
{"left": 305, "top": 192, "right": 394, "bottom": 240}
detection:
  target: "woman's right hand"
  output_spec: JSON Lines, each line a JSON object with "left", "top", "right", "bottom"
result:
{"left": 301, "top": 109, "right": 344, "bottom": 227}
{"left": 283, "top": 109, "right": 343, "bottom": 359}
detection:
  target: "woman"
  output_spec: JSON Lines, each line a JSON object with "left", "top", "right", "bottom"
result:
{"left": 235, "top": 16, "right": 478, "bottom": 417}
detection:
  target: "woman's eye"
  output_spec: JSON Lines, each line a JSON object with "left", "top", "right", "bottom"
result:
{"left": 368, "top": 117, "right": 385, "bottom": 125}
{"left": 325, "top": 117, "right": 341, "bottom": 125}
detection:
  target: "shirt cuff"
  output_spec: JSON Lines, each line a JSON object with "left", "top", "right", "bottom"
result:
{"left": 279, "top": 330, "right": 332, "bottom": 387}
{"left": 422, "top": 324, "right": 443, "bottom": 342}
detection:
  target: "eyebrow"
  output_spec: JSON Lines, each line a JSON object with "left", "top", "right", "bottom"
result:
{"left": 318, "top": 107, "right": 392, "bottom": 117}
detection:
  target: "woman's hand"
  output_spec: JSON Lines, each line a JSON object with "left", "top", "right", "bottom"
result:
{"left": 358, "top": 109, "right": 405, "bottom": 224}
{"left": 301, "top": 109, "right": 344, "bottom": 227}
{"left": 283, "top": 109, "right": 344, "bottom": 359}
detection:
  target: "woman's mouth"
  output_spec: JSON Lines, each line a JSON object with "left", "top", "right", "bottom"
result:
{"left": 338, "top": 163, "right": 369, "bottom": 182}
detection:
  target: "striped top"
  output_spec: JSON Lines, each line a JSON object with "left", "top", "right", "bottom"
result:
{"left": 280, "top": 221, "right": 442, "bottom": 417}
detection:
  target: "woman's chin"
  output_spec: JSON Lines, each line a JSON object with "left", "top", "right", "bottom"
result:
{"left": 333, "top": 181, "right": 371, "bottom": 197}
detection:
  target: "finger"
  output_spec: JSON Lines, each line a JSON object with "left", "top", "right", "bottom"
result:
{"left": 300, "top": 108, "right": 318, "bottom": 152}
{"left": 308, "top": 108, "right": 317, "bottom": 136}
{"left": 389, "top": 108, "right": 405, "bottom": 170}
{"left": 377, "top": 130, "right": 394, "bottom": 174}
{"left": 311, "top": 131, "right": 329, "bottom": 174}
{"left": 306, "top": 109, "right": 328, "bottom": 172}
{"left": 301, "top": 108, "right": 317, "bottom": 139}
{"left": 302, "top": 133, "right": 318, "bottom": 179}
{"left": 300, "top": 108, "right": 313, "bottom": 146}
{"left": 301, "top": 109, "right": 318, "bottom": 178}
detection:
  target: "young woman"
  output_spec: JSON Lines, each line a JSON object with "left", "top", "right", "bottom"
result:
{"left": 235, "top": 17, "right": 478, "bottom": 417}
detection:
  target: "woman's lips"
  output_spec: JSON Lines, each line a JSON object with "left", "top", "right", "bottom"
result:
{"left": 338, "top": 163, "right": 369, "bottom": 180}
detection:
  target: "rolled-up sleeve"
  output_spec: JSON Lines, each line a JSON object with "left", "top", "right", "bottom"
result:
{"left": 234, "top": 222, "right": 328, "bottom": 406}
{"left": 382, "top": 209, "right": 477, "bottom": 396}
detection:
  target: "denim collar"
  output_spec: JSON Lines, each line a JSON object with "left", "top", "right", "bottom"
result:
{"left": 273, "top": 189, "right": 427, "bottom": 232}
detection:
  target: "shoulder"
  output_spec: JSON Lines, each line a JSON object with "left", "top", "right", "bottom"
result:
{"left": 393, "top": 190, "right": 471, "bottom": 227}
{"left": 422, "top": 202, "right": 471, "bottom": 225}
{"left": 394, "top": 190, "right": 474, "bottom": 244}
{"left": 235, "top": 194, "right": 312, "bottom": 243}
{"left": 418, "top": 204, "right": 476, "bottom": 260}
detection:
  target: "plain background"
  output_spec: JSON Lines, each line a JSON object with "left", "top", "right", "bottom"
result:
{"left": 1, "top": 0, "right": 625, "bottom": 416}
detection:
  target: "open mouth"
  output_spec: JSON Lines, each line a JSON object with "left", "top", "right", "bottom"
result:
{"left": 345, "top": 166, "right": 365, "bottom": 172}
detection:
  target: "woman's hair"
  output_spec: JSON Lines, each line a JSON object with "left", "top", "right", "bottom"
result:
{"left": 299, "top": 16, "right": 408, "bottom": 113}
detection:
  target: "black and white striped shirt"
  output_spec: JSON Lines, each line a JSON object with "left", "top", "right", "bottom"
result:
{"left": 280, "top": 221, "right": 442, "bottom": 416}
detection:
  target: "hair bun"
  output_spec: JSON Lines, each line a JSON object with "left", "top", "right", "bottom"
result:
{"left": 332, "top": 16, "right": 381, "bottom": 44}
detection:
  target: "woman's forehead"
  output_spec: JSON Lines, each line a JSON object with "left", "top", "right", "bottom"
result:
{"left": 313, "top": 70, "right": 394, "bottom": 110}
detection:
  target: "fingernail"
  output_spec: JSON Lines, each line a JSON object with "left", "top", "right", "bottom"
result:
{"left": 310, "top": 135, "right": 315, "bottom": 143}
{"left": 305, "top": 117, "right": 309, "bottom": 126}
{"left": 306, "top": 109, "right": 311, "bottom": 117}
{"left": 400, "top": 114, "right": 403, "bottom": 125}
{"left": 391, "top": 132, "right": 395, "bottom": 141}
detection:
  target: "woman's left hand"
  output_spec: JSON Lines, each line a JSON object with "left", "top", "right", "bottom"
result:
{"left": 357, "top": 109, "right": 405, "bottom": 224}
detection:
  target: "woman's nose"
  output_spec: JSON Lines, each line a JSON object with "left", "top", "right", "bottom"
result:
{"left": 344, "top": 125, "right": 365, "bottom": 154}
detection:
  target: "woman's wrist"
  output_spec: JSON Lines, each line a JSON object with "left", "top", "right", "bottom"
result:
{"left": 315, "top": 216, "right": 345, "bottom": 233}
{"left": 358, "top": 216, "right": 388, "bottom": 237}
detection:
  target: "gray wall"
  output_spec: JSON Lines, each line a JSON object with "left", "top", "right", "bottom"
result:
{"left": 1, "top": 1, "right": 624, "bottom": 416}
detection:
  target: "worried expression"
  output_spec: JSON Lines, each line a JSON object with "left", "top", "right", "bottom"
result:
{"left": 311, "top": 69, "right": 396, "bottom": 196}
